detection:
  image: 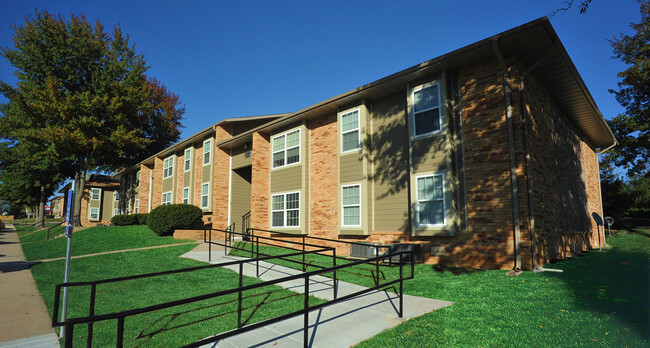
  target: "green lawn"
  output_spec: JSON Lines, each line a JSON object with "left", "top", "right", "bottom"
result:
{"left": 32, "top": 245, "right": 324, "bottom": 347}
{"left": 233, "top": 232, "right": 649, "bottom": 347}
{"left": 20, "top": 225, "right": 193, "bottom": 261}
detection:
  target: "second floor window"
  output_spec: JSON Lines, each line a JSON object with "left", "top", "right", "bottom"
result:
{"left": 91, "top": 188, "right": 101, "bottom": 200}
{"left": 203, "top": 139, "right": 212, "bottom": 166}
{"left": 184, "top": 148, "right": 192, "bottom": 171}
{"left": 272, "top": 129, "right": 300, "bottom": 168}
{"left": 163, "top": 156, "right": 174, "bottom": 179}
{"left": 136, "top": 171, "right": 140, "bottom": 187}
{"left": 341, "top": 109, "right": 360, "bottom": 152}
{"left": 412, "top": 82, "right": 441, "bottom": 136}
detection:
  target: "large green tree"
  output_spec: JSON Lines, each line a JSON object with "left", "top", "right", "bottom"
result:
{"left": 605, "top": 0, "right": 649, "bottom": 177}
{"left": 0, "top": 11, "right": 184, "bottom": 225}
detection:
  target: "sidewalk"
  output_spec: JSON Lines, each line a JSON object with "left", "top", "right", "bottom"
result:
{"left": 0, "top": 224, "right": 59, "bottom": 348}
{"left": 181, "top": 244, "right": 454, "bottom": 347}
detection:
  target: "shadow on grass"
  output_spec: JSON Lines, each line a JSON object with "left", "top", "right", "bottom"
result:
{"left": 546, "top": 241, "right": 649, "bottom": 340}
{"left": 132, "top": 288, "right": 302, "bottom": 347}
{"left": 430, "top": 264, "right": 485, "bottom": 275}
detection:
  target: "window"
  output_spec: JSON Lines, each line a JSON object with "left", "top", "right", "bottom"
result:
{"left": 412, "top": 83, "right": 441, "bottom": 136}
{"left": 184, "top": 148, "right": 192, "bottom": 172}
{"left": 342, "top": 184, "right": 361, "bottom": 227}
{"left": 272, "top": 129, "right": 300, "bottom": 168}
{"left": 127, "top": 175, "right": 132, "bottom": 189}
{"left": 113, "top": 209, "right": 119, "bottom": 217}
{"left": 203, "top": 139, "right": 212, "bottom": 166}
{"left": 271, "top": 192, "right": 300, "bottom": 227}
{"left": 200, "top": 183, "right": 210, "bottom": 208}
{"left": 90, "top": 207, "right": 99, "bottom": 220}
{"left": 114, "top": 190, "right": 119, "bottom": 201}
{"left": 134, "top": 199, "right": 139, "bottom": 213}
{"left": 341, "top": 109, "right": 360, "bottom": 152}
{"left": 163, "top": 156, "right": 174, "bottom": 179}
{"left": 91, "top": 188, "right": 101, "bottom": 200}
{"left": 183, "top": 187, "right": 190, "bottom": 204}
{"left": 162, "top": 191, "right": 172, "bottom": 205}
{"left": 416, "top": 174, "right": 445, "bottom": 226}
{"left": 136, "top": 171, "right": 141, "bottom": 187}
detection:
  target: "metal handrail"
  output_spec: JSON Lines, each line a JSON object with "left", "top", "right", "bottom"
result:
{"left": 53, "top": 244, "right": 414, "bottom": 348}
{"left": 46, "top": 221, "right": 65, "bottom": 241}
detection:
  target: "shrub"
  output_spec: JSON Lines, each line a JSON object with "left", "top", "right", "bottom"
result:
{"left": 135, "top": 213, "right": 148, "bottom": 225}
{"left": 45, "top": 214, "right": 54, "bottom": 219}
{"left": 147, "top": 204, "right": 203, "bottom": 236}
{"left": 111, "top": 214, "right": 136, "bottom": 226}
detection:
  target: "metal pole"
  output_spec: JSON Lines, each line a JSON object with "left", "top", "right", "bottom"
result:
{"left": 60, "top": 180, "right": 76, "bottom": 338}
{"left": 237, "top": 263, "right": 243, "bottom": 329}
{"left": 399, "top": 253, "right": 403, "bottom": 318}
{"left": 304, "top": 276, "right": 309, "bottom": 348}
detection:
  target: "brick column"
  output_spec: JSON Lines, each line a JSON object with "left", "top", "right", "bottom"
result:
{"left": 176, "top": 153, "right": 184, "bottom": 204}
{"left": 79, "top": 189, "right": 90, "bottom": 226}
{"left": 250, "top": 132, "right": 270, "bottom": 230}
{"left": 152, "top": 157, "right": 163, "bottom": 209}
{"left": 309, "top": 114, "right": 338, "bottom": 238}
{"left": 138, "top": 164, "right": 152, "bottom": 212}
{"left": 193, "top": 145, "right": 203, "bottom": 209}
{"left": 212, "top": 125, "right": 232, "bottom": 229}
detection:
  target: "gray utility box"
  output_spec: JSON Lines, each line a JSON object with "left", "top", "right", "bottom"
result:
{"left": 385, "top": 243, "right": 421, "bottom": 263}
{"left": 350, "top": 243, "right": 381, "bottom": 258}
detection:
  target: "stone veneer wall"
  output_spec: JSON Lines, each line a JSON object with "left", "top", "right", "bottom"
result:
{"left": 138, "top": 165, "right": 152, "bottom": 213}
{"left": 250, "top": 132, "right": 270, "bottom": 230}
{"left": 152, "top": 157, "right": 163, "bottom": 209}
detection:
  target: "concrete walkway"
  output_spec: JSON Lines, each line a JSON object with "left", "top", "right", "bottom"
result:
{"left": 0, "top": 224, "right": 59, "bottom": 348}
{"left": 34, "top": 241, "right": 198, "bottom": 263}
{"left": 181, "top": 243, "right": 454, "bottom": 347}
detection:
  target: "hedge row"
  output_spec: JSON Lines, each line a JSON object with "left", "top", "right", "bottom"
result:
{"left": 111, "top": 213, "right": 148, "bottom": 226}
{"left": 147, "top": 204, "right": 203, "bottom": 236}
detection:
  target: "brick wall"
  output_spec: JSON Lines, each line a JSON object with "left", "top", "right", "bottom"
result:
{"left": 79, "top": 189, "right": 89, "bottom": 226}
{"left": 152, "top": 157, "right": 163, "bottom": 209}
{"left": 138, "top": 165, "right": 152, "bottom": 213}
{"left": 250, "top": 132, "right": 270, "bottom": 230}
{"left": 212, "top": 125, "right": 232, "bottom": 229}
{"left": 194, "top": 145, "right": 203, "bottom": 215}
{"left": 176, "top": 152, "right": 184, "bottom": 205}
{"left": 309, "top": 113, "right": 338, "bottom": 239}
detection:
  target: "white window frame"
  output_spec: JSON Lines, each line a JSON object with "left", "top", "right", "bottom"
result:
{"left": 113, "top": 208, "right": 119, "bottom": 217}
{"left": 201, "top": 183, "right": 210, "bottom": 208}
{"left": 340, "top": 109, "right": 360, "bottom": 153}
{"left": 114, "top": 190, "right": 119, "bottom": 202}
{"left": 271, "top": 129, "right": 301, "bottom": 169}
{"left": 161, "top": 191, "right": 172, "bottom": 205}
{"left": 183, "top": 187, "right": 190, "bottom": 204}
{"left": 134, "top": 199, "right": 139, "bottom": 214}
{"left": 90, "top": 188, "right": 101, "bottom": 201}
{"left": 415, "top": 173, "right": 446, "bottom": 227}
{"left": 341, "top": 184, "right": 362, "bottom": 227}
{"left": 136, "top": 171, "right": 141, "bottom": 187}
{"left": 163, "top": 156, "right": 174, "bottom": 179}
{"left": 411, "top": 82, "right": 442, "bottom": 138}
{"left": 203, "top": 139, "right": 212, "bottom": 166}
{"left": 89, "top": 207, "right": 100, "bottom": 221}
{"left": 271, "top": 191, "right": 300, "bottom": 228}
{"left": 184, "top": 148, "right": 192, "bottom": 172}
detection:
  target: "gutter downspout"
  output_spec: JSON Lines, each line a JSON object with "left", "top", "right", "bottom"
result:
{"left": 493, "top": 39, "right": 522, "bottom": 271}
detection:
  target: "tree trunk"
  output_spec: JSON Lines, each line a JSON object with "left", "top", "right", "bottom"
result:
{"left": 73, "top": 171, "right": 86, "bottom": 227}
{"left": 36, "top": 185, "right": 46, "bottom": 228}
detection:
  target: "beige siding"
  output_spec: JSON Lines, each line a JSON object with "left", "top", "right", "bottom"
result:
{"left": 232, "top": 147, "right": 252, "bottom": 169}
{"left": 162, "top": 178, "right": 174, "bottom": 195}
{"left": 339, "top": 154, "right": 363, "bottom": 183}
{"left": 370, "top": 93, "right": 410, "bottom": 232}
{"left": 230, "top": 168, "right": 251, "bottom": 231}
{"left": 271, "top": 165, "right": 302, "bottom": 192}
{"left": 102, "top": 189, "right": 115, "bottom": 220}
{"left": 411, "top": 136, "right": 448, "bottom": 171}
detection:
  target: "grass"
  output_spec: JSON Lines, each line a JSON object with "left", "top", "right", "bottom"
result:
{"left": 19, "top": 225, "right": 193, "bottom": 261}
{"left": 32, "top": 245, "right": 325, "bottom": 347}
{"left": 232, "top": 232, "right": 649, "bottom": 347}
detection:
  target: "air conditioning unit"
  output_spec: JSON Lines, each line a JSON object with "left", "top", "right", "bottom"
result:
{"left": 350, "top": 243, "right": 381, "bottom": 258}
{"left": 385, "top": 243, "right": 421, "bottom": 264}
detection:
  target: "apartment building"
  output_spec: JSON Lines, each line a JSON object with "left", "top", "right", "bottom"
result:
{"left": 117, "top": 18, "right": 616, "bottom": 270}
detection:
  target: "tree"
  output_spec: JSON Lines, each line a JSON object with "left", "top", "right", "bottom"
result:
{"left": 605, "top": 0, "right": 649, "bottom": 177}
{"left": 0, "top": 11, "right": 184, "bottom": 225}
{"left": 549, "top": 0, "right": 593, "bottom": 17}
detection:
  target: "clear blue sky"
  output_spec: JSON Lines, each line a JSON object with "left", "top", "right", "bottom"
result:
{"left": 0, "top": 0, "right": 642, "bottom": 140}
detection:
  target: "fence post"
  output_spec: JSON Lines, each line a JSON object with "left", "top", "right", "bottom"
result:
{"left": 333, "top": 249, "right": 337, "bottom": 300}
{"left": 256, "top": 236, "right": 260, "bottom": 277}
{"left": 87, "top": 284, "right": 97, "bottom": 348}
{"left": 64, "top": 323, "right": 74, "bottom": 348}
{"left": 116, "top": 317, "right": 125, "bottom": 348}
{"left": 208, "top": 229, "right": 212, "bottom": 262}
{"left": 304, "top": 276, "right": 309, "bottom": 348}
{"left": 302, "top": 236, "right": 306, "bottom": 272}
{"left": 238, "top": 263, "right": 243, "bottom": 329}
{"left": 399, "top": 253, "right": 403, "bottom": 318}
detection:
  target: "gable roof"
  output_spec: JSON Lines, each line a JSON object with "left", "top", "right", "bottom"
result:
{"left": 219, "top": 17, "right": 616, "bottom": 150}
